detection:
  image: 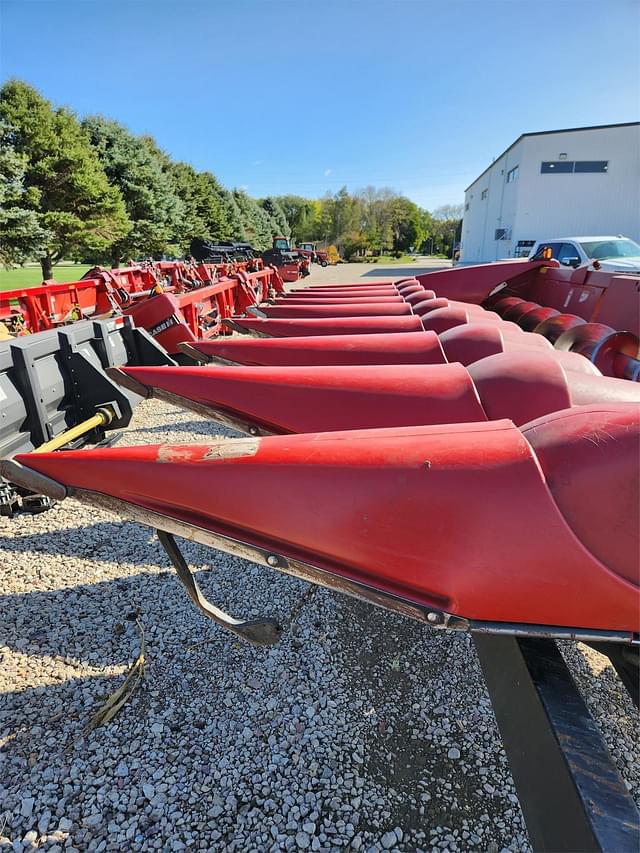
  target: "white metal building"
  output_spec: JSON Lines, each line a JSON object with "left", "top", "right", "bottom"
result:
{"left": 460, "top": 122, "right": 640, "bottom": 264}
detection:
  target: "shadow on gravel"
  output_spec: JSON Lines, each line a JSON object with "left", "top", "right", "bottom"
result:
{"left": 1, "top": 568, "right": 173, "bottom": 658}
{"left": 361, "top": 266, "right": 448, "bottom": 277}
{"left": 330, "top": 596, "right": 527, "bottom": 847}
{"left": 0, "top": 520, "right": 154, "bottom": 559}
{"left": 124, "top": 420, "right": 243, "bottom": 438}
{"left": 0, "top": 530, "right": 290, "bottom": 662}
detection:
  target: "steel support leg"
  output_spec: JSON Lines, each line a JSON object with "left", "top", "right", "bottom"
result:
{"left": 473, "top": 634, "right": 640, "bottom": 852}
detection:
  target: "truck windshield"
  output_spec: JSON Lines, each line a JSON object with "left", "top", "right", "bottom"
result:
{"left": 579, "top": 239, "right": 640, "bottom": 260}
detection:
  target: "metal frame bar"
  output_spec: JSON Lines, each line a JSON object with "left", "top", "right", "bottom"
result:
{"left": 474, "top": 634, "right": 640, "bottom": 852}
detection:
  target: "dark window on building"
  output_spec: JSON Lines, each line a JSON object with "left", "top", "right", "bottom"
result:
{"left": 506, "top": 165, "right": 519, "bottom": 183}
{"left": 541, "top": 161, "right": 574, "bottom": 173}
{"left": 574, "top": 160, "right": 608, "bottom": 172}
{"left": 541, "top": 160, "right": 609, "bottom": 174}
{"left": 495, "top": 228, "right": 510, "bottom": 240}
{"left": 465, "top": 202, "right": 469, "bottom": 210}
{"left": 514, "top": 239, "right": 535, "bottom": 258}
{"left": 481, "top": 188, "right": 488, "bottom": 199}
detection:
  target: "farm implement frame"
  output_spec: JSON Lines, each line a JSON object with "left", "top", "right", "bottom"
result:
{"left": 0, "top": 259, "right": 285, "bottom": 356}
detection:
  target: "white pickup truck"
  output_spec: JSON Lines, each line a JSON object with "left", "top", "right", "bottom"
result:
{"left": 528, "top": 235, "right": 640, "bottom": 273}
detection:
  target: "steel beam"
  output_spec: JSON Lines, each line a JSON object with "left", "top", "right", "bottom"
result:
{"left": 473, "top": 634, "right": 640, "bottom": 852}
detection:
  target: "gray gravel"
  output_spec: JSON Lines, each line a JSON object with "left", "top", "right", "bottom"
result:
{"left": 1, "top": 270, "right": 638, "bottom": 851}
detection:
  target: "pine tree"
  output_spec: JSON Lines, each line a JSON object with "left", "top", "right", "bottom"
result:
{"left": 0, "top": 80, "right": 130, "bottom": 278}
{"left": 83, "top": 117, "right": 184, "bottom": 264}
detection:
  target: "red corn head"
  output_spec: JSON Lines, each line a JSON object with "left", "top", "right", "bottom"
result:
{"left": 180, "top": 331, "right": 448, "bottom": 366}
{"left": 288, "top": 279, "right": 404, "bottom": 292}
{"left": 438, "top": 323, "right": 553, "bottom": 364}
{"left": 226, "top": 315, "right": 425, "bottom": 337}
{"left": 4, "top": 404, "right": 638, "bottom": 635}
{"left": 259, "top": 302, "right": 414, "bottom": 319}
{"left": 110, "top": 351, "right": 637, "bottom": 435}
{"left": 272, "top": 296, "right": 407, "bottom": 305}
{"left": 182, "top": 327, "right": 551, "bottom": 366}
{"left": 282, "top": 287, "right": 408, "bottom": 298}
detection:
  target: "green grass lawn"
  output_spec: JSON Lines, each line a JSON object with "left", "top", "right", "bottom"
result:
{"left": 0, "top": 264, "right": 94, "bottom": 292}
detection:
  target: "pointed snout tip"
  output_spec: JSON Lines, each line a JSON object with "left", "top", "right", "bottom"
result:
{"left": 105, "top": 366, "right": 151, "bottom": 399}
{"left": 177, "top": 342, "right": 210, "bottom": 363}
{"left": 0, "top": 457, "right": 68, "bottom": 501}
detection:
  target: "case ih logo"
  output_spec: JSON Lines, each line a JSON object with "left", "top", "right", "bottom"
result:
{"left": 149, "top": 314, "right": 180, "bottom": 337}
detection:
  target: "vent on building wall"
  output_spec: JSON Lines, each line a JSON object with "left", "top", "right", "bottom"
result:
{"left": 495, "top": 228, "right": 511, "bottom": 241}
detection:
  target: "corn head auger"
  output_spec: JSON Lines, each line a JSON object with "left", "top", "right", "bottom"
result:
{"left": 1, "top": 255, "right": 639, "bottom": 651}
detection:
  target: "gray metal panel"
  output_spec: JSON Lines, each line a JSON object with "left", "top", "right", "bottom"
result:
{"left": 0, "top": 316, "right": 174, "bottom": 467}
{"left": 7, "top": 330, "right": 71, "bottom": 445}
{"left": 0, "top": 346, "right": 31, "bottom": 457}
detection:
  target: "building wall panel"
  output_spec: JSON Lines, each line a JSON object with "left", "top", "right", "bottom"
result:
{"left": 461, "top": 124, "right": 640, "bottom": 264}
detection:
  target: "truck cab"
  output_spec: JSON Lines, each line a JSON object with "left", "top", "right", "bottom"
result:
{"left": 529, "top": 236, "right": 640, "bottom": 273}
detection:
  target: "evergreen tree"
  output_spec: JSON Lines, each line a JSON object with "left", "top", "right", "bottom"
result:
{"left": 0, "top": 81, "right": 130, "bottom": 278}
{"left": 0, "top": 118, "right": 49, "bottom": 265}
{"left": 83, "top": 117, "right": 184, "bottom": 264}
{"left": 169, "top": 162, "right": 228, "bottom": 250}
{"left": 232, "top": 189, "right": 275, "bottom": 250}
{"left": 260, "top": 197, "right": 290, "bottom": 238}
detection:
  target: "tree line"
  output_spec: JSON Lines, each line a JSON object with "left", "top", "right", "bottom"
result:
{"left": 276, "top": 192, "right": 462, "bottom": 260}
{"left": 0, "top": 80, "right": 462, "bottom": 279}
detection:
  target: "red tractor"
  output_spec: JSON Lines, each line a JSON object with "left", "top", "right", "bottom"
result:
{"left": 296, "top": 242, "right": 329, "bottom": 267}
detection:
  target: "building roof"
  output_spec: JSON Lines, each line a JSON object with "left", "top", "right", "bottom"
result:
{"left": 464, "top": 122, "right": 640, "bottom": 192}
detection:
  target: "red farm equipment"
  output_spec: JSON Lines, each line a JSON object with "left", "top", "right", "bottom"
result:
{"left": 294, "top": 242, "right": 329, "bottom": 267}
{"left": 1, "top": 249, "right": 640, "bottom": 849}
{"left": 261, "top": 237, "right": 311, "bottom": 281}
{"left": 0, "top": 260, "right": 284, "bottom": 358}
{"left": 3, "top": 248, "right": 640, "bottom": 842}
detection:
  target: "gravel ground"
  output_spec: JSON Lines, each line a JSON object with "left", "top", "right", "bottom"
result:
{"left": 1, "top": 261, "right": 638, "bottom": 852}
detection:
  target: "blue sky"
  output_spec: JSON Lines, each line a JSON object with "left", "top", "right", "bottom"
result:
{"left": 1, "top": 0, "right": 638, "bottom": 210}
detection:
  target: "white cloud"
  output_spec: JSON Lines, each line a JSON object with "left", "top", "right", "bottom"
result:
{"left": 324, "top": 168, "right": 332, "bottom": 176}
